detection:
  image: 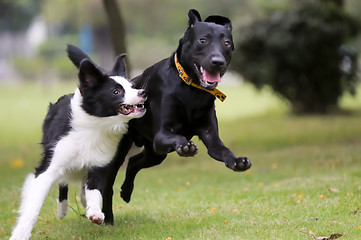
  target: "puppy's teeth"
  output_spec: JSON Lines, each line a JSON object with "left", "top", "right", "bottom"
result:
{"left": 200, "top": 66, "right": 204, "bottom": 74}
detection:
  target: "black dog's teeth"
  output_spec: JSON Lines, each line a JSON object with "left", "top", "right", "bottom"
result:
{"left": 194, "top": 63, "right": 202, "bottom": 74}
{"left": 200, "top": 66, "right": 204, "bottom": 74}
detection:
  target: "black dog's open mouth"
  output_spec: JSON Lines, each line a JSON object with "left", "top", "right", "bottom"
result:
{"left": 119, "top": 103, "right": 145, "bottom": 115}
{"left": 194, "top": 63, "right": 221, "bottom": 90}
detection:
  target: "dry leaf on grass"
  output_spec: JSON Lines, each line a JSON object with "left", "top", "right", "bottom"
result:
{"left": 299, "top": 229, "right": 345, "bottom": 240}
{"left": 9, "top": 158, "right": 24, "bottom": 168}
{"left": 350, "top": 208, "right": 360, "bottom": 215}
{"left": 327, "top": 186, "right": 340, "bottom": 193}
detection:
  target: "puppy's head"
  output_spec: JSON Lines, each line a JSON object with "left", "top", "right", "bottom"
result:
{"left": 177, "top": 9, "right": 234, "bottom": 90}
{"left": 77, "top": 55, "right": 146, "bottom": 118}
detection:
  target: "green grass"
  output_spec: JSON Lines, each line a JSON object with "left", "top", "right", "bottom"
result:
{"left": 1, "top": 82, "right": 361, "bottom": 239}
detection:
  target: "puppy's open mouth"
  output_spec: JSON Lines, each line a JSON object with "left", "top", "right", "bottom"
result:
{"left": 119, "top": 103, "right": 145, "bottom": 115}
{"left": 194, "top": 63, "right": 221, "bottom": 89}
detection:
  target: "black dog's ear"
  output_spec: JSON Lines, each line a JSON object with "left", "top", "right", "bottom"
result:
{"left": 78, "top": 59, "right": 105, "bottom": 88}
{"left": 109, "top": 53, "right": 127, "bottom": 78}
{"left": 204, "top": 15, "right": 232, "bottom": 30}
{"left": 188, "top": 9, "right": 202, "bottom": 27}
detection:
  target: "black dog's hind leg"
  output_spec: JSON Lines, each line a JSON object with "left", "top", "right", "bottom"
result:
{"left": 57, "top": 184, "right": 69, "bottom": 219}
{"left": 121, "top": 142, "right": 166, "bottom": 203}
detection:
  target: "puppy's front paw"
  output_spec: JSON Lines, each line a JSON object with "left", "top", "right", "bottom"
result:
{"left": 87, "top": 209, "right": 104, "bottom": 225}
{"left": 176, "top": 141, "right": 198, "bottom": 157}
{"left": 226, "top": 157, "right": 252, "bottom": 172}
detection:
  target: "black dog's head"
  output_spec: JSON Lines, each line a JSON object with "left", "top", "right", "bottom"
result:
{"left": 177, "top": 9, "right": 234, "bottom": 90}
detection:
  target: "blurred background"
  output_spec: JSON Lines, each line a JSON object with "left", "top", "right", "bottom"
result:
{"left": 1, "top": 1, "right": 361, "bottom": 238}
{"left": 1, "top": 0, "right": 361, "bottom": 114}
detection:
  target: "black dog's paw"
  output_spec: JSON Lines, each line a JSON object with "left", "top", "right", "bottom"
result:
{"left": 120, "top": 190, "right": 131, "bottom": 203}
{"left": 120, "top": 183, "right": 133, "bottom": 203}
{"left": 225, "top": 157, "right": 252, "bottom": 172}
{"left": 176, "top": 141, "right": 198, "bottom": 157}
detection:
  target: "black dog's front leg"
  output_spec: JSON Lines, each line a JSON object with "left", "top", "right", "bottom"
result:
{"left": 153, "top": 130, "right": 198, "bottom": 157}
{"left": 198, "top": 122, "right": 252, "bottom": 172}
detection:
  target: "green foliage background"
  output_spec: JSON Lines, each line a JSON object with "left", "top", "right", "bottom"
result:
{"left": 232, "top": 2, "right": 361, "bottom": 113}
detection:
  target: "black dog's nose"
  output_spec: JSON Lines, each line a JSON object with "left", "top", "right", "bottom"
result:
{"left": 211, "top": 56, "right": 225, "bottom": 67}
{"left": 138, "top": 89, "right": 147, "bottom": 99}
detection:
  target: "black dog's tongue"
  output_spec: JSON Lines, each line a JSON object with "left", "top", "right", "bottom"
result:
{"left": 203, "top": 70, "right": 221, "bottom": 83}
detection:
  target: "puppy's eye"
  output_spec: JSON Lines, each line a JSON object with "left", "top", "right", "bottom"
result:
{"left": 113, "top": 89, "right": 120, "bottom": 95}
{"left": 198, "top": 37, "right": 208, "bottom": 44}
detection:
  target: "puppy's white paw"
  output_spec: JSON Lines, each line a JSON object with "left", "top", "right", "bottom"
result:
{"left": 86, "top": 208, "right": 104, "bottom": 225}
{"left": 57, "top": 199, "right": 68, "bottom": 219}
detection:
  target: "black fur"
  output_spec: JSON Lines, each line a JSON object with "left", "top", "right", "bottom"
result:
{"left": 92, "top": 9, "right": 251, "bottom": 225}
{"left": 36, "top": 94, "right": 73, "bottom": 177}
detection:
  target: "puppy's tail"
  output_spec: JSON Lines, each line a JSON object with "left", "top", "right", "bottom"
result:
{"left": 66, "top": 44, "right": 91, "bottom": 69}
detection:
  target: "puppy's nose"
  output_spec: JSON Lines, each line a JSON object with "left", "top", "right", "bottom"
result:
{"left": 211, "top": 56, "right": 225, "bottom": 67}
{"left": 138, "top": 89, "right": 147, "bottom": 100}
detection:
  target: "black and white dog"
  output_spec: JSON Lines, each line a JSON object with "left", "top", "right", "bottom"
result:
{"left": 10, "top": 45, "right": 147, "bottom": 240}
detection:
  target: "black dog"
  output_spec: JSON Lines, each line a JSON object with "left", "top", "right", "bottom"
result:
{"left": 86, "top": 9, "right": 252, "bottom": 224}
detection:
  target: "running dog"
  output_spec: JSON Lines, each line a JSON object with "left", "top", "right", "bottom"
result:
{"left": 98, "top": 9, "right": 252, "bottom": 224}
{"left": 66, "top": 9, "right": 252, "bottom": 225}
{"left": 10, "top": 45, "right": 147, "bottom": 240}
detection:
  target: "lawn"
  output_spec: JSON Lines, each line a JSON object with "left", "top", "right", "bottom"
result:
{"left": 1, "top": 81, "right": 361, "bottom": 239}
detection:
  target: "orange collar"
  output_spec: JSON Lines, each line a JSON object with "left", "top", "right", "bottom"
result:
{"left": 174, "top": 54, "right": 226, "bottom": 102}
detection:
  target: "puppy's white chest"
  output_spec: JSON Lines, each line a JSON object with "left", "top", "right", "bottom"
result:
{"left": 53, "top": 129, "right": 121, "bottom": 171}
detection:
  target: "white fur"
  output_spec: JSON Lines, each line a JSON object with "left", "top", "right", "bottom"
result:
{"left": 57, "top": 199, "right": 69, "bottom": 219}
{"left": 85, "top": 188, "right": 104, "bottom": 224}
{"left": 11, "top": 77, "right": 145, "bottom": 240}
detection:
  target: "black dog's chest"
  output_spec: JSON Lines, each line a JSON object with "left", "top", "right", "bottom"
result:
{"left": 171, "top": 99, "right": 214, "bottom": 137}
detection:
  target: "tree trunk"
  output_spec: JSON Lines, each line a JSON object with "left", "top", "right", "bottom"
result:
{"left": 102, "top": 0, "right": 130, "bottom": 73}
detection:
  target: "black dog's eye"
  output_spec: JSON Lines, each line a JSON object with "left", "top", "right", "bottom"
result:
{"left": 198, "top": 37, "right": 208, "bottom": 45}
{"left": 224, "top": 40, "right": 232, "bottom": 48}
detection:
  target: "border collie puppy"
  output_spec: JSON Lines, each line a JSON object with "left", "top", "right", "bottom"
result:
{"left": 10, "top": 45, "right": 147, "bottom": 240}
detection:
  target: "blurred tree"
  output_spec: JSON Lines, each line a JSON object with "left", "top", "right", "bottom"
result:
{"left": 0, "top": 0, "right": 41, "bottom": 32}
{"left": 232, "top": 1, "right": 360, "bottom": 114}
{"left": 102, "top": 0, "right": 129, "bottom": 70}
{"left": 321, "top": 0, "right": 343, "bottom": 7}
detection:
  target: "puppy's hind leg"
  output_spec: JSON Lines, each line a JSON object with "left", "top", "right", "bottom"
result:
{"left": 80, "top": 183, "right": 87, "bottom": 208}
{"left": 10, "top": 171, "right": 57, "bottom": 240}
{"left": 57, "top": 184, "right": 69, "bottom": 219}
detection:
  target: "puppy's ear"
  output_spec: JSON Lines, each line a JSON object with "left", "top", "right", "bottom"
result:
{"left": 67, "top": 44, "right": 91, "bottom": 69}
{"left": 66, "top": 44, "right": 108, "bottom": 74}
{"left": 109, "top": 53, "right": 127, "bottom": 78}
{"left": 78, "top": 59, "right": 105, "bottom": 88}
{"left": 188, "top": 9, "right": 201, "bottom": 27}
{"left": 204, "top": 15, "right": 232, "bottom": 30}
